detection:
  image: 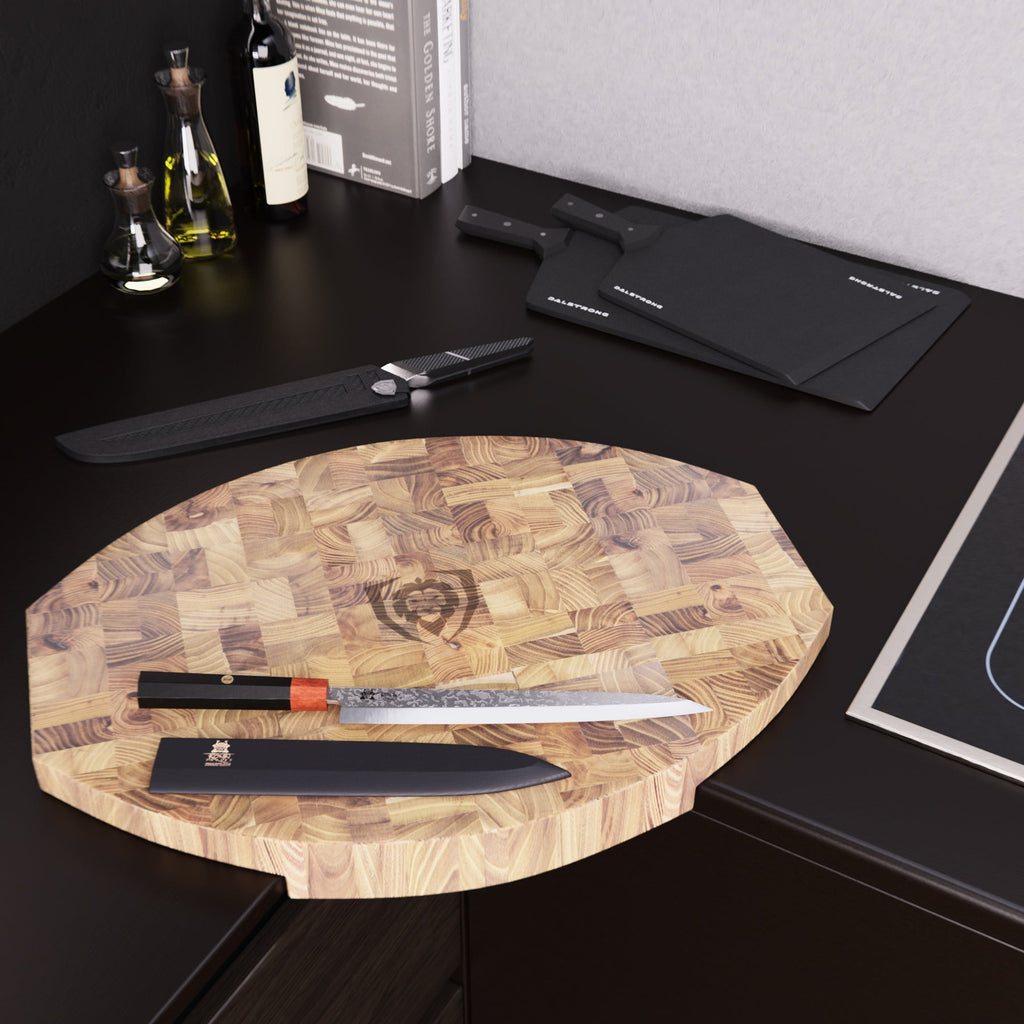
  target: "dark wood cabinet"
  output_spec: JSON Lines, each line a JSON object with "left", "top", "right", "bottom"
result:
{"left": 180, "top": 895, "right": 464, "bottom": 1024}
{"left": 466, "top": 808, "right": 1024, "bottom": 1022}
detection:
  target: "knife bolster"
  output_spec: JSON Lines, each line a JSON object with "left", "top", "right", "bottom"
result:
{"left": 290, "top": 677, "right": 331, "bottom": 710}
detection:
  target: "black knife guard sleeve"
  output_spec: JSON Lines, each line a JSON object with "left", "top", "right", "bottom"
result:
{"left": 55, "top": 366, "right": 410, "bottom": 463}
{"left": 148, "top": 738, "right": 572, "bottom": 796}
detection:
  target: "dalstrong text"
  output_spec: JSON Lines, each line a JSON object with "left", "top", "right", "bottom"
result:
{"left": 848, "top": 276, "right": 903, "bottom": 300}
{"left": 547, "top": 296, "right": 610, "bottom": 317}
{"left": 611, "top": 284, "right": 663, "bottom": 309}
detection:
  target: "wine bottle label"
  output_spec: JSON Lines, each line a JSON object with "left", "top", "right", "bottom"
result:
{"left": 252, "top": 57, "right": 309, "bottom": 205}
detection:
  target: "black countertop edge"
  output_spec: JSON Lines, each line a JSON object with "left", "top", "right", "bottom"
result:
{"left": 696, "top": 782, "right": 1024, "bottom": 953}
{"left": 151, "top": 878, "right": 286, "bottom": 1024}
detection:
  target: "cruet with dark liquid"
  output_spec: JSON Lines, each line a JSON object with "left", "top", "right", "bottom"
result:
{"left": 100, "top": 143, "right": 184, "bottom": 294}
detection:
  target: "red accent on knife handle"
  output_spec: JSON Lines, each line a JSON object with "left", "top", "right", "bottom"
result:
{"left": 290, "top": 677, "right": 329, "bottom": 710}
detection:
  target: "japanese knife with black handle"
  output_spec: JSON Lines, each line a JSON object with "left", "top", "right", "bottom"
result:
{"left": 55, "top": 336, "right": 532, "bottom": 463}
{"left": 136, "top": 671, "right": 712, "bottom": 725}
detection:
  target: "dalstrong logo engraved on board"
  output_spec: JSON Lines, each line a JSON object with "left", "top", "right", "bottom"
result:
{"left": 204, "top": 740, "right": 233, "bottom": 768}
{"left": 367, "top": 570, "right": 480, "bottom": 646}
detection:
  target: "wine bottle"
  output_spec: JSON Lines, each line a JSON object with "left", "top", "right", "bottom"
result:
{"left": 233, "top": 0, "right": 309, "bottom": 220}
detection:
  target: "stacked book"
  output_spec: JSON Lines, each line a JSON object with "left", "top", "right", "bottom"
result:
{"left": 458, "top": 194, "right": 970, "bottom": 410}
{"left": 282, "top": 0, "right": 470, "bottom": 198}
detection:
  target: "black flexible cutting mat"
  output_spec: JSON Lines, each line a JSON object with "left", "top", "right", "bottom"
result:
{"left": 552, "top": 194, "right": 942, "bottom": 385}
{"left": 458, "top": 204, "right": 969, "bottom": 411}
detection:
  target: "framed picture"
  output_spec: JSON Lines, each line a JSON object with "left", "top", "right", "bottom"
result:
{"left": 848, "top": 402, "right": 1024, "bottom": 784}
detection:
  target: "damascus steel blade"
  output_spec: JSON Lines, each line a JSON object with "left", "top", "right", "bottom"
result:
{"left": 329, "top": 686, "right": 711, "bottom": 724}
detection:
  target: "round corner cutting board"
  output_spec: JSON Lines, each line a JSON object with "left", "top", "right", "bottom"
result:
{"left": 26, "top": 436, "right": 832, "bottom": 899}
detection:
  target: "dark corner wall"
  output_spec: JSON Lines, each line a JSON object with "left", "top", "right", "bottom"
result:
{"left": 1, "top": 2, "right": 246, "bottom": 333}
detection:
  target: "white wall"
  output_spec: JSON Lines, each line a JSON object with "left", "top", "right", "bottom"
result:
{"left": 468, "top": 0, "right": 1024, "bottom": 298}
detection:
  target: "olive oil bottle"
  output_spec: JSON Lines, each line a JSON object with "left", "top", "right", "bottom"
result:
{"left": 155, "top": 45, "right": 237, "bottom": 259}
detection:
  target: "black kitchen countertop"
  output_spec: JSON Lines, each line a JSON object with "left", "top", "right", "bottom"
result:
{"left": 5, "top": 158, "right": 1024, "bottom": 1021}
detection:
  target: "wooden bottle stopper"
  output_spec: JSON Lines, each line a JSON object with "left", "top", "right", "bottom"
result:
{"left": 157, "top": 45, "right": 201, "bottom": 117}
{"left": 166, "top": 44, "right": 191, "bottom": 86}
{"left": 111, "top": 143, "right": 143, "bottom": 190}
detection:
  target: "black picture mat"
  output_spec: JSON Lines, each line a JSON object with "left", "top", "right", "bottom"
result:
{"left": 849, "top": 405, "right": 1024, "bottom": 782}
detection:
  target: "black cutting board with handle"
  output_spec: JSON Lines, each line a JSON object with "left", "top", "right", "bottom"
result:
{"left": 551, "top": 194, "right": 942, "bottom": 385}
{"left": 457, "top": 204, "right": 969, "bottom": 411}
{"left": 458, "top": 205, "right": 773, "bottom": 374}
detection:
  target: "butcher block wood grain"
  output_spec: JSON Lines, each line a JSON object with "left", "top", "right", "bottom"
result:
{"left": 26, "top": 436, "right": 832, "bottom": 898}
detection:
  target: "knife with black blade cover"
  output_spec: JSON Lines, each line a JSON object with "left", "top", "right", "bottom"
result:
{"left": 55, "top": 337, "right": 532, "bottom": 463}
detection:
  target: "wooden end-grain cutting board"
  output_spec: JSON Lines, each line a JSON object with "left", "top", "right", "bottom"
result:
{"left": 26, "top": 436, "right": 832, "bottom": 898}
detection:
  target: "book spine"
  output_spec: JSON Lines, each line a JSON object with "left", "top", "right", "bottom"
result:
{"left": 412, "top": 0, "right": 441, "bottom": 195}
{"left": 459, "top": 0, "right": 471, "bottom": 169}
{"left": 435, "top": 0, "right": 461, "bottom": 183}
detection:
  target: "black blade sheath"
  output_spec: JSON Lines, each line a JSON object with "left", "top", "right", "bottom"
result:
{"left": 148, "top": 737, "right": 570, "bottom": 796}
{"left": 56, "top": 366, "right": 410, "bottom": 463}
{"left": 55, "top": 337, "right": 532, "bottom": 463}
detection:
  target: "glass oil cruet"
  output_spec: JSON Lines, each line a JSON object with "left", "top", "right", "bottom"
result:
{"left": 155, "top": 45, "right": 237, "bottom": 259}
{"left": 100, "top": 143, "right": 184, "bottom": 294}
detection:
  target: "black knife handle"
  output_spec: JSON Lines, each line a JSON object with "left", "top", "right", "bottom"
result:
{"left": 456, "top": 206, "right": 570, "bottom": 259}
{"left": 137, "top": 671, "right": 330, "bottom": 710}
{"left": 383, "top": 336, "right": 533, "bottom": 387}
{"left": 550, "top": 194, "right": 662, "bottom": 252}
{"left": 55, "top": 366, "right": 410, "bottom": 464}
